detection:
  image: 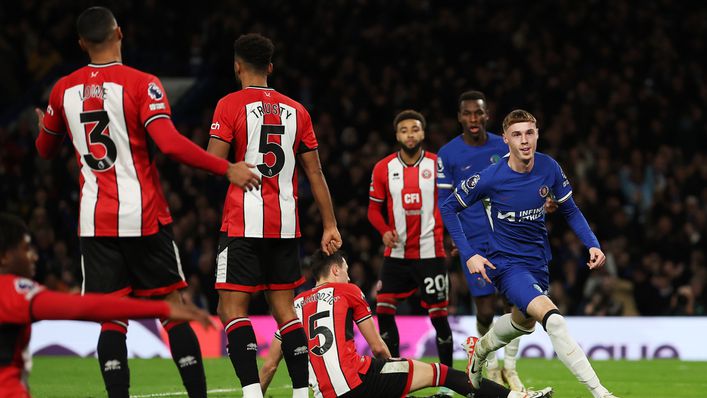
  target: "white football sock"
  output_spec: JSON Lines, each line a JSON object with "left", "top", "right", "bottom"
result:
{"left": 242, "top": 383, "right": 264, "bottom": 398}
{"left": 292, "top": 387, "right": 309, "bottom": 398}
{"left": 477, "top": 319, "right": 499, "bottom": 369}
{"left": 545, "top": 312, "right": 609, "bottom": 398}
{"left": 477, "top": 314, "right": 533, "bottom": 359}
{"left": 504, "top": 336, "right": 521, "bottom": 370}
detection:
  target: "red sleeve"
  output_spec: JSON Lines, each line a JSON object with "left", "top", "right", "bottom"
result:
{"left": 146, "top": 117, "right": 228, "bottom": 175}
{"left": 0, "top": 276, "right": 43, "bottom": 324}
{"left": 367, "top": 162, "right": 391, "bottom": 235}
{"left": 37, "top": 81, "right": 68, "bottom": 159}
{"left": 35, "top": 129, "right": 65, "bottom": 159}
{"left": 296, "top": 107, "right": 318, "bottom": 154}
{"left": 137, "top": 75, "right": 172, "bottom": 128}
{"left": 342, "top": 284, "right": 372, "bottom": 324}
{"left": 208, "top": 97, "right": 235, "bottom": 144}
{"left": 31, "top": 290, "right": 170, "bottom": 321}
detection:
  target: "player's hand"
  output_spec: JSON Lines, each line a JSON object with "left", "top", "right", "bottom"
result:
{"left": 226, "top": 161, "right": 261, "bottom": 191}
{"left": 544, "top": 197, "right": 558, "bottom": 214}
{"left": 321, "top": 226, "right": 342, "bottom": 255}
{"left": 35, "top": 107, "right": 45, "bottom": 135}
{"left": 466, "top": 254, "right": 496, "bottom": 284}
{"left": 382, "top": 230, "right": 398, "bottom": 248}
{"left": 587, "top": 247, "right": 606, "bottom": 269}
{"left": 166, "top": 301, "right": 217, "bottom": 329}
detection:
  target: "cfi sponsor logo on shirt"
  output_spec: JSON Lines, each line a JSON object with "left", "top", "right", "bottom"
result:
{"left": 147, "top": 82, "right": 164, "bottom": 100}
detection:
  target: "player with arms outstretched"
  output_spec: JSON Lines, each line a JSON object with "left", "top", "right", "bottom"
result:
{"left": 258, "top": 250, "right": 553, "bottom": 398}
{"left": 440, "top": 110, "right": 618, "bottom": 398}
{"left": 367, "top": 110, "right": 453, "bottom": 396}
{"left": 206, "top": 33, "right": 341, "bottom": 398}
{"left": 0, "top": 213, "right": 215, "bottom": 398}
{"left": 33, "top": 7, "right": 251, "bottom": 398}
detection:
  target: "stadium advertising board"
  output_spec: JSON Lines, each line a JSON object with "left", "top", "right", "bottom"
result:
{"left": 30, "top": 316, "right": 706, "bottom": 360}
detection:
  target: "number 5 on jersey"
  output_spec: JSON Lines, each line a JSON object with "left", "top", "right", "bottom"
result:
{"left": 308, "top": 310, "right": 333, "bottom": 356}
{"left": 258, "top": 124, "right": 285, "bottom": 177}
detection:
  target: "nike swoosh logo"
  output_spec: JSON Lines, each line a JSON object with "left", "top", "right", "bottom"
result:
{"left": 470, "top": 360, "right": 480, "bottom": 374}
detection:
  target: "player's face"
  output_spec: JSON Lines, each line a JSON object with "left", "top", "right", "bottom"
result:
{"left": 395, "top": 119, "right": 425, "bottom": 153}
{"left": 458, "top": 100, "right": 488, "bottom": 137}
{"left": 333, "top": 259, "right": 350, "bottom": 283}
{"left": 503, "top": 122, "right": 538, "bottom": 163}
{"left": 0, "top": 235, "right": 37, "bottom": 278}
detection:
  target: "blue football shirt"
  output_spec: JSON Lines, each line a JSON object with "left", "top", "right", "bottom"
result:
{"left": 436, "top": 133, "right": 508, "bottom": 251}
{"left": 443, "top": 152, "right": 576, "bottom": 267}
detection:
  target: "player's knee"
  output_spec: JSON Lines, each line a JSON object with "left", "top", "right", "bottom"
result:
{"left": 542, "top": 309, "right": 564, "bottom": 334}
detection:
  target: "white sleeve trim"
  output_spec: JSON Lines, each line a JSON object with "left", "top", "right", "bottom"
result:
{"left": 144, "top": 113, "right": 170, "bottom": 128}
{"left": 369, "top": 196, "right": 384, "bottom": 203}
{"left": 453, "top": 191, "right": 468, "bottom": 208}
{"left": 557, "top": 190, "right": 573, "bottom": 203}
{"left": 355, "top": 314, "right": 373, "bottom": 324}
{"left": 437, "top": 183, "right": 453, "bottom": 189}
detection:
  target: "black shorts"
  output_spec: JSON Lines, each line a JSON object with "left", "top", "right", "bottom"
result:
{"left": 377, "top": 257, "right": 448, "bottom": 310}
{"left": 341, "top": 358, "right": 413, "bottom": 398}
{"left": 214, "top": 236, "right": 303, "bottom": 292}
{"left": 80, "top": 224, "right": 187, "bottom": 297}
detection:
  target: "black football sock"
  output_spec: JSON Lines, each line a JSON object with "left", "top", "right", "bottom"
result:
{"left": 432, "top": 364, "right": 511, "bottom": 398}
{"left": 164, "top": 321, "right": 207, "bottom": 398}
{"left": 279, "top": 319, "right": 309, "bottom": 389}
{"left": 98, "top": 322, "right": 130, "bottom": 398}
{"left": 431, "top": 314, "right": 453, "bottom": 366}
{"left": 225, "top": 317, "right": 260, "bottom": 388}
{"left": 376, "top": 312, "right": 400, "bottom": 357}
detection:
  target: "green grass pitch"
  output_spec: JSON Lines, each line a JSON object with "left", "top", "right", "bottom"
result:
{"left": 29, "top": 357, "right": 707, "bottom": 397}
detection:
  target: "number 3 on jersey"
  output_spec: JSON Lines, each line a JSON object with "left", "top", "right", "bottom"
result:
{"left": 80, "top": 110, "right": 117, "bottom": 171}
{"left": 308, "top": 310, "right": 333, "bottom": 356}
{"left": 258, "top": 124, "right": 285, "bottom": 177}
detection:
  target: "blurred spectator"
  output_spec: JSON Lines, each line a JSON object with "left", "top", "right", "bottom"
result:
{"left": 1, "top": 0, "right": 706, "bottom": 315}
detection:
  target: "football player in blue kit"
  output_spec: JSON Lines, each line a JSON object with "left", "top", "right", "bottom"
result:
{"left": 437, "top": 91, "right": 527, "bottom": 390}
{"left": 440, "top": 109, "right": 619, "bottom": 398}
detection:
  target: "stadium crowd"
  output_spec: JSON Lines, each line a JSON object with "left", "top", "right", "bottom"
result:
{"left": 1, "top": 0, "right": 705, "bottom": 317}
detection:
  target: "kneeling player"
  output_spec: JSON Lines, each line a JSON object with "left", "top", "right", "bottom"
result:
{"left": 259, "top": 250, "right": 552, "bottom": 398}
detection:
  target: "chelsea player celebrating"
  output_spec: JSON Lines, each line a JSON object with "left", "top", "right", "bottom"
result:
{"left": 440, "top": 110, "right": 618, "bottom": 398}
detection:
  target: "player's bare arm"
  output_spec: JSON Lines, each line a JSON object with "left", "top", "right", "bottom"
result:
{"left": 206, "top": 137, "right": 261, "bottom": 191}
{"left": 298, "top": 149, "right": 342, "bottom": 254}
{"left": 466, "top": 254, "right": 496, "bottom": 284}
{"left": 259, "top": 335, "right": 284, "bottom": 393}
{"left": 357, "top": 317, "right": 391, "bottom": 359}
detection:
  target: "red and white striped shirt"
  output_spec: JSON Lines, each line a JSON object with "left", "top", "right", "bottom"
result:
{"left": 42, "top": 62, "right": 173, "bottom": 237}
{"left": 369, "top": 151, "right": 445, "bottom": 259}
{"left": 294, "top": 283, "right": 373, "bottom": 398}
{"left": 209, "top": 87, "right": 318, "bottom": 238}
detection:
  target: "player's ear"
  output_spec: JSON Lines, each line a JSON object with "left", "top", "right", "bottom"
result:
{"left": 266, "top": 63, "right": 273, "bottom": 76}
{"left": 115, "top": 26, "right": 123, "bottom": 41}
{"left": 502, "top": 131, "right": 509, "bottom": 144}
{"left": 78, "top": 38, "right": 87, "bottom": 52}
